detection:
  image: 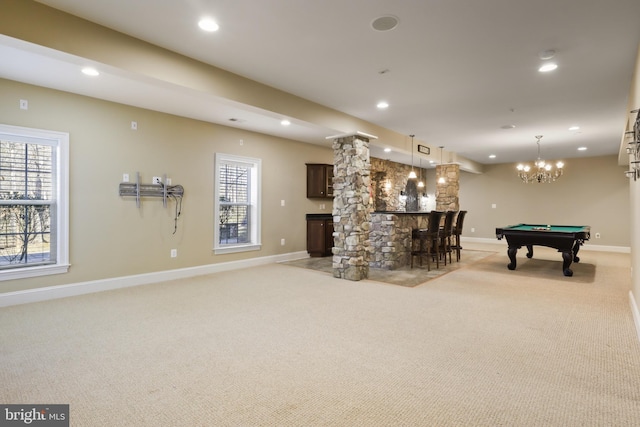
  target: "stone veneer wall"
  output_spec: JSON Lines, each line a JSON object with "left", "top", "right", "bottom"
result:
{"left": 370, "top": 157, "right": 428, "bottom": 212}
{"left": 369, "top": 213, "right": 429, "bottom": 269}
{"left": 436, "top": 163, "right": 460, "bottom": 211}
{"left": 332, "top": 135, "right": 371, "bottom": 281}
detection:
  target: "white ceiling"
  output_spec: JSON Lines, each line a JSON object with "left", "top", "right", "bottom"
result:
{"left": 3, "top": 0, "right": 640, "bottom": 167}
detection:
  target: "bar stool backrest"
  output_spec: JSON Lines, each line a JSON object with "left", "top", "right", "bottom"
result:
{"left": 455, "top": 210, "right": 467, "bottom": 234}
{"left": 427, "top": 210, "right": 444, "bottom": 235}
{"left": 443, "top": 210, "right": 456, "bottom": 235}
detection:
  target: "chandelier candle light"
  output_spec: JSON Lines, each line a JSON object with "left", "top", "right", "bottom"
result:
{"left": 516, "top": 135, "right": 564, "bottom": 183}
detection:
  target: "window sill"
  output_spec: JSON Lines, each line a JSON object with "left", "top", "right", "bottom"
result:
{"left": 214, "top": 244, "right": 261, "bottom": 255}
{"left": 0, "top": 264, "right": 70, "bottom": 282}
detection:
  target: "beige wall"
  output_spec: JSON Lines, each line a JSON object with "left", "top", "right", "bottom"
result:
{"left": 0, "top": 78, "right": 333, "bottom": 293}
{"left": 457, "top": 157, "right": 630, "bottom": 247}
{"left": 627, "top": 44, "right": 640, "bottom": 314}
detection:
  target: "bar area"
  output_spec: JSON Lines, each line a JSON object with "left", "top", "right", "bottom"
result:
{"left": 306, "top": 135, "right": 463, "bottom": 279}
{"left": 367, "top": 157, "right": 461, "bottom": 270}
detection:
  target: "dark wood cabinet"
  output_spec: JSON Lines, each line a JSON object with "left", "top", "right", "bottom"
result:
{"left": 306, "top": 214, "right": 334, "bottom": 257}
{"left": 306, "top": 163, "right": 333, "bottom": 198}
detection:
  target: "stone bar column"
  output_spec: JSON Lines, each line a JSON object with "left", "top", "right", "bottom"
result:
{"left": 435, "top": 163, "right": 460, "bottom": 211}
{"left": 332, "top": 134, "right": 371, "bottom": 281}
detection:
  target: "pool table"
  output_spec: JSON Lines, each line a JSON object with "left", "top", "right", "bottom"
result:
{"left": 495, "top": 224, "right": 590, "bottom": 276}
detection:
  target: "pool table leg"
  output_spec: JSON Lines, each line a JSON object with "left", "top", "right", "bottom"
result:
{"left": 572, "top": 240, "right": 581, "bottom": 263}
{"left": 525, "top": 245, "right": 533, "bottom": 259}
{"left": 562, "top": 251, "right": 574, "bottom": 276}
{"left": 507, "top": 246, "right": 518, "bottom": 270}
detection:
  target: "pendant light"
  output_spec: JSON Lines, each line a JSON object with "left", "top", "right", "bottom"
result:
{"left": 437, "top": 146, "right": 446, "bottom": 184}
{"left": 417, "top": 158, "right": 424, "bottom": 188}
{"left": 408, "top": 135, "right": 417, "bottom": 179}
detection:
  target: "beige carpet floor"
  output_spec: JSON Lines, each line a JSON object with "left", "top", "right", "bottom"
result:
{"left": 1, "top": 244, "right": 639, "bottom": 426}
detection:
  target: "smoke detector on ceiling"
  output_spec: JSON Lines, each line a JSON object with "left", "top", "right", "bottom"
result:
{"left": 371, "top": 15, "right": 399, "bottom": 32}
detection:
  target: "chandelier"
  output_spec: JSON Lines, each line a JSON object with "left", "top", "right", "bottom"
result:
{"left": 516, "top": 135, "right": 564, "bottom": 183}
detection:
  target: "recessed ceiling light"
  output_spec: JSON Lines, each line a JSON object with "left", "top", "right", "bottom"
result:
{"left": 489, "top": 154, "right": 496, "bottom": 159}
{"left": 569, "top": 126, "right": 580, "bottom": 131}
{"left": 577, "top": 146, "right": 588, "bottom": 151}
{"left": 500, "top": 124, "right": 516, "bottom": 130}
{"left": 81, "top": 67, "right": 99, "bottom": 76}
{"left": 539, "top": 63, "right": 558, "bottom": 72}
{"left": 198, "top": 17, "right": 219, "bottom": 32}
{"left": 280, "top": 119, "right": 290, "bottom": 126}
{"left": 377, "top": 101, "right": 389, "bottom": 109}
{"left": 383, "top": 148, "right": 391, "bottom": 153}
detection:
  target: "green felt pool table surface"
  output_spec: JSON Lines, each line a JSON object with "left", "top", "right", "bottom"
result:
{"left": 502, "top": 224, "right": 589, "bottom": 233}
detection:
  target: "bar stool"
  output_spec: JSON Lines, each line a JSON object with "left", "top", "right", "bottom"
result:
{"left": 451, "top": 210, "right": 467, "bottom": 261}
{"left": 410, "top": 210, "right": 444, "bottom": 270}
{"left": 439, "top": 210, "right": 457, "bottom": 265}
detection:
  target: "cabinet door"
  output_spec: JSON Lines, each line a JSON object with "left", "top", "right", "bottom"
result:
{"left": 307, "top": 165, "right": 326, "bottom": 197}
{"left": 307, "top": 220, "right": 326, "bottom": 256}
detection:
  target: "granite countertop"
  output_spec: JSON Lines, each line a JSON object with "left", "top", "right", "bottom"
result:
{"left": 307, "top": 211, "right": 430, "bottom": 219}
{"left": 305, "top": 213, "right": 333, "bottom": 219}
{"left": 372, "top": 211, "right": 431, "bottom": 215}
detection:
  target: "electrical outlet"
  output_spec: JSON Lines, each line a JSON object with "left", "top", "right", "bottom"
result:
{"left": 281, "top": 200, "right": 285, "bottom": 207}
{"left": 131, "top": 121, "right": 137, "bottom": 130}
{"left": 19, "top": 99, "right": 28, "bottom": 110}
{"left": 170, "top": 249, "right": 177, "bottom": 258}
{"left": 595, "top": 233, "right": 601, "bottom": 239}
{"left": 166, "top": 177, "right": 172, "bottom": 185}
{"left": 152, "top": 176, "right": 162, "bottom": 185}
{"left": 123, "top": 173, "right": 129, "bottom": 182}
{"left": 280, "top": 238, "right": 285, "bottom": 245}
{"left": 471, "top": 228, "right": 475, "bottom": 233}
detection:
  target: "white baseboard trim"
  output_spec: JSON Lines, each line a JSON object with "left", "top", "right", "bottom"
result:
{"left": 630, "top": 291, "right": 640, "bottom": 344}
{"left": 461, "top": 236, "right": 630, "bottom": 253}
{"left": 0, "top": 250, "right": 309, "bottom": 308}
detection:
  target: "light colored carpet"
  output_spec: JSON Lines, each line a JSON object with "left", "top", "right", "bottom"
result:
{"left": 1, "top": 246, "right": 639, "bottom": 426}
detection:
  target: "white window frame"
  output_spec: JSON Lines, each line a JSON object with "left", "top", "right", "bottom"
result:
{"left": 0, "top": 124, "right": 69, "bottom": 281}
{"left": 214, "top": 153, "right": 261, "bottom": 254}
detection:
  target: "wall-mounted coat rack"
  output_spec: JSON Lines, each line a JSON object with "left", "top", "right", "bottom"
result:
{"left": 119, "top": 172, "right": 184, "bottom": 208}
{"left": 625, "top": 108, "right": 640, "bottom": 180}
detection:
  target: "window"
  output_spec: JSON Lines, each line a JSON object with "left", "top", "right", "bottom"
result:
{"left": 214, "top": 153, "right": 261, "bottom": 254}
{"left": 0, "top": 124, "right": 69, "bottom": 281}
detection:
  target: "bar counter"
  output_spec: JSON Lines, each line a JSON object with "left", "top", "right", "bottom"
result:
{"left": 370, "top": 210, "right": 431, "bottom": 269}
